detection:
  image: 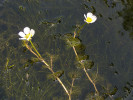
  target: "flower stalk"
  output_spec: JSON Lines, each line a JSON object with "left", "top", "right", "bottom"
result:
{"left": 25, "top": 41, "right": 71, "bottom": 100}
{"left": 18, "top": 11, "right": 98, "bottom": 98}
{"left": 18, "top": 27, "right": 72, "bottom": 100}
{"left": 83, "top": 67, "right": 99, "bottom": 94}
{"left": 29, "top": 40, "right": 42, "bottom": 58}
{"left": 73, "top": 12, "right": 98, "bottom": 93}
{"left": 77, "top": 23, "right": 86, "bottom": 35}
{"left": 72, "top": 45, "right": 99, "bottom": 94}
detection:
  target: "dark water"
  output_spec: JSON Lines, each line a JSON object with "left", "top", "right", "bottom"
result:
{"left": 0, "top": 0, "right": 133, "bottom": 100}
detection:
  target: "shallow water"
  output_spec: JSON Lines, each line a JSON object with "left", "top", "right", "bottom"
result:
{"left": 0, "top": 0, "right": 133, "bottom": 100}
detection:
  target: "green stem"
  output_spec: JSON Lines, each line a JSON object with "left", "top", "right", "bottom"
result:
{"left": 77, "top": 23, "right": 87, "bottom": 35}
{"left": 27, "top": 41, "right": 71, "bottom": 99}
{"left": 30, "top": 40, "right": 42, "bottom": 58}
{"left": 83, "top": 67, "right": 99, "bottom": 94}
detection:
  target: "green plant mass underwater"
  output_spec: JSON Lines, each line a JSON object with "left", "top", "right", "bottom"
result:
{"left": 0, "top": 0, "right": 133, "bottom": 100}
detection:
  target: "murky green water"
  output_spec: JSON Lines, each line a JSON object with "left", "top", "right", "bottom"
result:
{"left": 0, "top": 0, "right": 133, "bottom": 100}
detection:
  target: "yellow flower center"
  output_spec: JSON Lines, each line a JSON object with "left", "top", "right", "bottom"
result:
{"left": 86, "top": 17, "right": 92, "bottom": 23}
{"left": 24, "top": 33, "right": 32, "bottom": 40}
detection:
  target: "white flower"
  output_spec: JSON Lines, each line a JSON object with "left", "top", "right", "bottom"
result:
{"left": 18, "top": 27, "right": 35, "bottom": 41}
{"left": 84, "top": 12, "right": 97, "bottom": 24}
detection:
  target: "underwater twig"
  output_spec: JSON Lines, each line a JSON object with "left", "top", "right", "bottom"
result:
{"left": 72, "top": 46, "right": 78, "bottom": 57}
{"left": 93, "top": 66, "right": 99, "bottom": 82}
{"left": 4, "top": 58, "right": 14, "bottom": 97}
{"left": 72, "top": 46, "right": 99, "bottom": 94}
{"left": 109, "top": 95, "right": 114, "bottom": 100}
{"left": 47, "top": 67, "right": 70, "bottom": 97}
{"left": 25, "top": 43, "right": 40, "bottom": 58}
{"left": 5, "top": 58, "right": 12, "bottom": 84}
{"left": 42, "top": 60, "right": 71, "bottom": 100}
{"left": 25, "top": 41, "right": 71, "bottom": 100}
{"left": 70, "top": 78, "right": 75, "bottom": 96}
{"left": 5, "top": 58, "right": 9, "bottom": 70}
{"left": 72, "top": 31, "right": 99, "bottom": 94}
{"left": 50, "top": 56, "right": 53, "bottom": 68}
{"left": 25, "top": 42, "right": 49, "bottom": 67}
{"left": 83, "top": 67, "right": 99, "bottom": 94}
{"left": 74, "top": 31, "right": 76, "bottom": 38}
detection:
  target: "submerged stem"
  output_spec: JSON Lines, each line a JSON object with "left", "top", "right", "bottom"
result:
{"left": 25, "top": 41, "right": 71, "bottom": 99}
{"left": 83, "top": 67, "right": 99, "bottom": 94}
{"left": 70, "top": 78, "right": 75, "bottom": 96}
{"left": 49, "top": 68, "right": 71, "bottom": 100}
{"left": 72, "top": 45, "right": 99, "bottom": 94}
{"left": 72, "top": 46, "right": 78, "bottom": 57}
{"left": 57, "top": 77, "right": 71, "bottom": 99}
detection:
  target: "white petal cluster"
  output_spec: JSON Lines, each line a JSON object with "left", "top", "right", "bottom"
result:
{"left": 18, "top": 27, "right": 35, "bottom": 41}
{"left": 84, "top": 12, "right": 97, "bottom": 24}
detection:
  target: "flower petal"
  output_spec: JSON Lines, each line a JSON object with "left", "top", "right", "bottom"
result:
{"left": 90, "top": 16, "right": 97, "bottom": 23}
{"left": 24, "top": 27, "right": 30, "bottom": 34}
{"left": 18, "top": 32, "right": 25, "bottom": 37}
{"left": 84, "top": 14, "right": 87, "bottom": 19}
{"left": 87, "top": 12, "right": 93, "bottom": 17}
{"left": 30, "top": 29, "right": 35, "bottom": 36}
{"left": 19, "top": 38, "right": 27, "bottom": 40}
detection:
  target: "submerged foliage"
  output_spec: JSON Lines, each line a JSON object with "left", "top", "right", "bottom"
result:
{"left": 0, "top": 0, "right": 133, "bottom": 100}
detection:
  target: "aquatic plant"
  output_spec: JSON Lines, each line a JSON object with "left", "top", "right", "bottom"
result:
{"left": 64, "top": 33, "right": 99, "bottom": 94}
{"left": 1, "top": 0, "right": 132, "bottom": 99}
{"left": 18, "top": 27, "right": 74, "bottom": 100}
{"left": 17, "top": 11, "right": 99, "bottom": 99}
{"left": 64, "top": 12, "right": 99, "bottom": 95}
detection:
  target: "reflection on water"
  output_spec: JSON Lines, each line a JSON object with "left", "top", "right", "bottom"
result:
{"left": 0, "top": 0, "right": 133, "bottom": 99}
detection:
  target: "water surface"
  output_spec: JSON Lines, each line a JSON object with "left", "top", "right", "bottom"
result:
{"left": 0, "top": 0, "right": 133, "bottom": 100}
